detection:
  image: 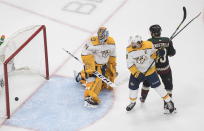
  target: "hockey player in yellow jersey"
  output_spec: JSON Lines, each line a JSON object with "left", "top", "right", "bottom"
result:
{"left": 126, "top": 35, "right": 175, "bottom": 113}
{"left": 75, "top": 27, "right": 117, "bottom": 107}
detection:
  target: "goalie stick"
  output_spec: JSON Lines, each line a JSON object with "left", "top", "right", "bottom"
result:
{"left": 62, "top": 48, "right": 117, "bottom": 88}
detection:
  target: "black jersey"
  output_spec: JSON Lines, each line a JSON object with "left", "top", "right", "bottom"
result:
{"left": 148, "top": 37, "right": 176, "bottom": 70}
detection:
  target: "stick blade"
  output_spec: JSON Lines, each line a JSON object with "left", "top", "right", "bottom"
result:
{"left": 183, "top": 6, "right": 187, "bottom": 21}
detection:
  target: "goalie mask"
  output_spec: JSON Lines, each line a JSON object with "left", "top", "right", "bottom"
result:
{"left": 97, "top": 27, "right": 109, "bottom": 44}
{"left": 149, "top": 24, "right": 162, "bottom": 37}
{"left": 129, "top": 35, "right": 142, "bottom": 48}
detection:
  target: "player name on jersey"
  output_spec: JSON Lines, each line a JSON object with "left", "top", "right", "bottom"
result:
{"left": 154, "top": 43, "right": 169, "bottom": 48}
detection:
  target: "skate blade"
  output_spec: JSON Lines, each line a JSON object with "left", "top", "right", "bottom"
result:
{"left": 164, "top": 108, "right": 177, "bottom": 114}
{"left": 84, "top": 101, "right": 98, "bottom": 108}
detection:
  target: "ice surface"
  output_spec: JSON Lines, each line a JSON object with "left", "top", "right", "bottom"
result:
{"left": 5, "top": 77, "right": 113, "bottom": 131}
{"left": 0, "top": 0, "right": 204, "bottom": 131}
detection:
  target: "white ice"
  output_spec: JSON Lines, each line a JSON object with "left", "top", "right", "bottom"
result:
{"left": 0, "top": 0, "right": 204, "bottom": 131}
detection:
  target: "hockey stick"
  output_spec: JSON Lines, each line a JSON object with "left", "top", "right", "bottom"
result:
{"left": 145, "top": 8, "right": 200, "bottom": 76}
{"left": 170, "top": 6, "right": 187, "bottom": 40}
{"left": 145, "top": 7, "right": 187, "bottom": 74}
{"left": 62, "top": 48, "right": 117, "bottom": 88}
{"left": 144, "top": 60, "right": 156, "bottom": 76}
{"left": 170, "top": 12, "right": 201, "bottom": 40}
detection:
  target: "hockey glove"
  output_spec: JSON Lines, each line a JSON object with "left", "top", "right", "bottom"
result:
{"left": 156, "top": 49, "right": 165, "bottom": 57}
{"left": 129, "top": 65, "right": 142, "bottom": 78}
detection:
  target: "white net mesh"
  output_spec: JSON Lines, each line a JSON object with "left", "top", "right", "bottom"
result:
{"left": 4, "top": 25, "right": 47, "bottom": 76}
{"left": 0, "top": 25, "right": 48, "bottom": 120}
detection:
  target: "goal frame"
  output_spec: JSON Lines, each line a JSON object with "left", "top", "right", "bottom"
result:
{"left": 3, "top": 25, "right": 49, "bottom": 119}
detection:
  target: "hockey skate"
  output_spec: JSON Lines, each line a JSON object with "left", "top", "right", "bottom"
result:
{"left": 164, "top": 101, "right": 176, "bottom": 114}
{"left": 140, "top": 97, "right": 146, "bottom": 103}
{"left": 84, "top": 96, "right": 98, "bottom": 108}
{"left": 74, "top": 71, "right": 86, "bottom": 87}
{"left": 74, "top": 70, "right": 81, "bottom": 83}
{"left": 140, "top": 88, "right": 149, "bottom": 103}
{"left": 126, "top": 102, "right": 136, "bottom": 111}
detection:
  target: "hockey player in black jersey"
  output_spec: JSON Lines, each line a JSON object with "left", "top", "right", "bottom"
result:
{"left": 140, "top": 24, "right": 176, "bottom": 113}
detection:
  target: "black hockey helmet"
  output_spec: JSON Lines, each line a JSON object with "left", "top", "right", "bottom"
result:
{"left": 149, "top": 24, "right": 162, "bottom": 37}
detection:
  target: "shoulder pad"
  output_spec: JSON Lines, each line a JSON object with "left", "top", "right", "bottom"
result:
{"left": 160, "top": 37, "right": 171, "bottom": 42}
{"left": 106, "top": 37, "right": 115, "bottom": 45}
{"left": 90, "top": 36, "right": 97, "bottom": 42}
{"left": 161, "top": 37, "right": 170, "bottom": 40}
{"left": 144, "top": 40, "right": 153, "bottom": 44}
{"left": 90, "top": 36, "right": 100, "bottom": 46}
{"left": 148, "top": 38, "right": 153, "bottom": 41}
{"left": 126, "top": 45, "right": 135, "bottom": 53}
{"left": 142, "top": 41, "right": 153, "bottom": 49}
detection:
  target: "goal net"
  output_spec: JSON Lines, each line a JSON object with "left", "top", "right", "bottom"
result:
{"left": 0, "top": 25, "right": 49, "bottom": 120}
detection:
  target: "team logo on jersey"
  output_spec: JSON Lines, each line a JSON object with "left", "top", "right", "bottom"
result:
{"left": 101, "top": 50, "right": 111, "bottom": 58}
{"left": 134, "top": 55, "right": 147, "bottom": 64}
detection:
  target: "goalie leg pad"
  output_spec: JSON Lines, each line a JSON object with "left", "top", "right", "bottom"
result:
{"left": 84, "top": 77, "right": 103, "bottom": 104}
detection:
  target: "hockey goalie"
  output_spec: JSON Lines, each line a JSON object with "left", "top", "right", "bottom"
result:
{"left": 75, "top": 26, "right": 117, "bottom": 108}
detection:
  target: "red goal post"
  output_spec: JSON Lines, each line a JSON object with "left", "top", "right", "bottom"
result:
{"left": 3, "top": 25, "right": 49, "bottom": 119}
